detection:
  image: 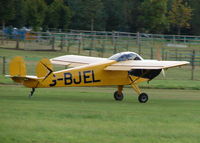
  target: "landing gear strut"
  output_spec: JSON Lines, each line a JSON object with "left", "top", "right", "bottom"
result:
{"left": 129, "top": 75, "right": 149, "bottom": 103}
{"left": 130, "top": 83, "right": 149, "bottom": 103}
{"left": 29, "top": 88, "right": 35, "bottom": 98}
{"left": 113, "top": 85, "right": 124, "bottom": 101}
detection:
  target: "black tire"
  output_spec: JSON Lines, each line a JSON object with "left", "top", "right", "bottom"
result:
{"left": 114, "top": 91, "right": 124, "bottom": 101}
{"left": 138, "top": 93, "right": 148, "bottom": 103}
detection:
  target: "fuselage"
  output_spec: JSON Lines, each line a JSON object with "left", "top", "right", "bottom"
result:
{"left": 21, "top": 52, "right": 162, "bottom": 88}
{"left": 38, "top": 60, "right": 129, "bottom": 87}
{"left": 33, "top": 60, "right": 149, "bottom": 88}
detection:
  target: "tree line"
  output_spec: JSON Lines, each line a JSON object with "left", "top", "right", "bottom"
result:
{"left": 0, "top": 0, "right": 199, "bottom": 35}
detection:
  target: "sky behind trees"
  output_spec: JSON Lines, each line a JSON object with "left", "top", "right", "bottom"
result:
{"left": 0, "top": 0, "right": 199, "bottom": 35}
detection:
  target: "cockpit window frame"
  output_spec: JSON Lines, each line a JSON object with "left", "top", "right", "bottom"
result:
{"left": 108, "top": 52, "right": 143, "bottom": 62}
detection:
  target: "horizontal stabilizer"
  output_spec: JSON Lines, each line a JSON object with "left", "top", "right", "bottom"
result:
{"left": 5, "top": 75, "right": 41, "bottom": 85}
{"left": 6, "top": 75, "right": 43, "bottom": 80}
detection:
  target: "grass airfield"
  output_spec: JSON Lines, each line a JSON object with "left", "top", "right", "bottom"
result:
{"left": 1, "top": 48, "right": 200, "bottom": 142}
{"left": 0, "top": 85, "right": 200, "bottom": 143}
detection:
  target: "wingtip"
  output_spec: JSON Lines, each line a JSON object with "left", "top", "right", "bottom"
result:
{"left": 186, "top": 61, "right": 190, "bottom": 64}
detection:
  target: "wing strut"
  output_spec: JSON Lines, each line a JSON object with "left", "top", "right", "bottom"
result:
{"left": 128, "top": 75, "right": 141, "bottom": 95}
{"left": 128, "top": 74, "right": 148, "bottom": 103}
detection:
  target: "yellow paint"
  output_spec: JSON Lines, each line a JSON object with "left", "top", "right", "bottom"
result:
{"left": 131, "top": 83, "right": 142, "bottom": 94}
{"left": 9, "top": 56, "right": 26, "bottom": 83}
{"left": 8, "top": 56, "right": 149, "bottom": 95}
{"left": 20, "top": 77, "right": 39, "bottom": 88}
{"left": 36, "top": 58, "right": 53, "bottom": 78}
{"left": 9, "top": 56, "right": 26, "bottom": 77}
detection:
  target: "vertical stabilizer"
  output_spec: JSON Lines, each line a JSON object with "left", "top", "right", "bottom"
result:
{"left": 36, "top": 58, "right": 53, "bottom": 78}
{"left": 36, "top": 58, "right": 54, "bottom": 87}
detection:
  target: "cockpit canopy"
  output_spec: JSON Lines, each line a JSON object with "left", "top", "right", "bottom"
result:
{"left": 108, "top": 52, "right": 143, "bottom": 62}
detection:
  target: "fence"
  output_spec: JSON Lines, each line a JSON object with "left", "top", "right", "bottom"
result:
{"left": 1, "top": 30, "right": 200, "bottom": 80}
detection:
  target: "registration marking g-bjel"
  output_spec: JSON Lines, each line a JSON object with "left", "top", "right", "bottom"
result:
{"left": 50, "top": 70, "right": 101, "bottom": 86}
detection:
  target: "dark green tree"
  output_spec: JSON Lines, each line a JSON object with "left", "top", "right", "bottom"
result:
{"left": 120, "top": 0, "right": 136, "bottom": 32}
{"left": 102, "top": 0, "right": 125, "bottom": 31}
{"left": 45, "top": 0, "right": 71, "bottom": 30}
{"left": 0, "top": 0, "right": 15, "bottom": 29}
{"left": 138, "top": 0, "right": 168, "bottom": 33}
{"left": 9, "top": 0, "right": 27, "bottom": 28}
{"left": 128, "top": 0, "right": 142, "bottom": 32}
{"left": 68, "top": 0, "right": 105, "bottom": 30}
{"left": 44, "top": 0, "right": 54, "bottom": 5}
{"left": 168, "top": 0, "right": 192, "bottom": 35}
{"left": 1, "top": 0, "right": 199, "bottom": 35}
{"left": 188, "top": 0, "right": 200, "bottom": 35}
{"left": 26, "top": 0, "right": 47, "bottom": 31}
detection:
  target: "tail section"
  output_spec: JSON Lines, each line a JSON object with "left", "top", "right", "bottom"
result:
{"left": 7, "top": 57, "right": 54, "bottom": 88}
{"left": 9, "top": 56, "right": 26, "bottom": 77}
{"left": 36, "top": 58, "right": 53, "bottom": 78}
{"left": 9, "top": 56, "right": 27, "bottom": 83}
{"left": 35, "top": 58, "right": 54, "bottom": 87}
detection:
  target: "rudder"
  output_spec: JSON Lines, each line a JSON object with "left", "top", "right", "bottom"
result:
{"left": 36, "top": 58, "right": 54, "bottom": 87}
{"left": 36, "top": 58, "right": 53, "bottom": 78}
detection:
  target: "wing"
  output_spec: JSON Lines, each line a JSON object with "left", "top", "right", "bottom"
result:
{"left": 105, "top": 60, "right": 189, "bottom": 71}
{"left": 50, "top": 55, "right": 109, "bottom": 67}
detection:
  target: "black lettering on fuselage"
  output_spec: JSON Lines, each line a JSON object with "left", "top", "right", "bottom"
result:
{"left": 64, "top": 73, "right": 72, "bottom": 85}
{"left": 83, "top": 70, "right": 92, "bottom": 83}
{"left": 63, "top": 70, "right": 101, "bottom": 85}
{"left": 92, "top": 70, "right": 101, "bottom": 82}
{"left": 49, "top": 75, "right": 57, "bottom": 86}
{"left": 73, "top": 72, "right": 82, "bottom": 84}
{"left": 57, "top": 78, "right": 63, "bottom": 81}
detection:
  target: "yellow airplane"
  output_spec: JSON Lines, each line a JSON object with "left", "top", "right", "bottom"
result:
{"left": 7, "top": 52, "right": 189, "bottom": 103}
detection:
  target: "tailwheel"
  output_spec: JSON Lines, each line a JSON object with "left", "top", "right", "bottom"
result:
{"left": 114, "top": 91, "right": 124, "bottom": 101}
{"left": 29, "top": 88, "right": 35, "bottom": 98}
{"left": 138, "top": 93, "right": 148, "bottom": 103}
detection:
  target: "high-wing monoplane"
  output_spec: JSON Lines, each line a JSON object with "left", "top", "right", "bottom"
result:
{"left": 7, "top": 52, "right": 189, "bottom": 103}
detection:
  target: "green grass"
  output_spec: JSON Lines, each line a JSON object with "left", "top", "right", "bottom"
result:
{"left": 140, "top": 79, "right": 200, "bottom": 90}
{"left": 1, "top": 34, "right": 200, "bottom": 142}
{"left": 0, "top": 85, "right": 200, "bottom": 143}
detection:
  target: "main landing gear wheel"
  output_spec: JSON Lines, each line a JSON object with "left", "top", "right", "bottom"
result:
{"left": 114, "top": 91, "right": 124, "bottom": 101}
{"left": 138, "top": 93, "right": 148, "bottom": 103}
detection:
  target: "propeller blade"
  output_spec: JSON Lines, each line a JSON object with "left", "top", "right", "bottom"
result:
{"left": 162, "top": 69, "right": 165, "bottom": 78}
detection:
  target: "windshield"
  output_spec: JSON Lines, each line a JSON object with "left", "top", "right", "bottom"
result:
{"left": 108, "top": 52, "right": 143, "bottom": 62}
